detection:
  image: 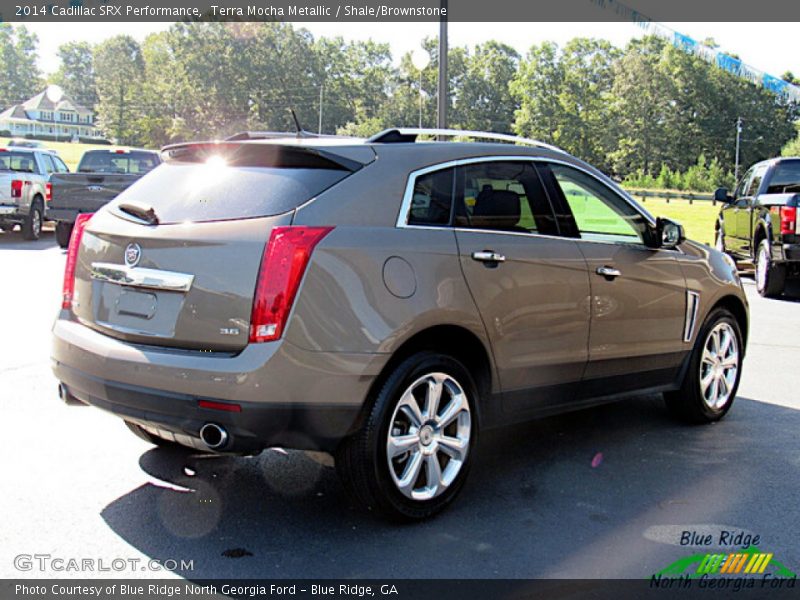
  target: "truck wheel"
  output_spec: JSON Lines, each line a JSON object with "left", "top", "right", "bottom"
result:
{"left": 55, "top": 222, "right": 74, "bottom": 248}
{"left": 755, "top": 239, "right": 786, "bottom": 298}
{"left": 336, "top": 351, "right": 477, "bottom": 521}
{"left": 22, "top": 199, "right": 43, "bottom": 241}
{"left": 665, "top": 307, "right": 743, "bottom": 424}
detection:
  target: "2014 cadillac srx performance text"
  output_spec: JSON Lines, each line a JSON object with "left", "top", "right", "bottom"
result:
{"left": 51, "top": 128, "right": 748, "bottom": 520}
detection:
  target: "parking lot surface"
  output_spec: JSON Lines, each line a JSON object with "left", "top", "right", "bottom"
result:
{"left": 2, "top": 228, "right": 799, "bottom": 579}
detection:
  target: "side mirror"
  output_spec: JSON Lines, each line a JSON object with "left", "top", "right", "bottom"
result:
{"left": 654, "top": 217, "right": 686, "bottom": 250}
{"left": 714, "top": 187, "right": 733, "bottom": 203}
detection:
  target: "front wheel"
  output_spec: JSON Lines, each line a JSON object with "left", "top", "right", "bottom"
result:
{"left": 336, "top": 352, "right": 477, "bottom": 521}
{"left": 755, "top": 239, "right": 785, "bottom": 298}
{"left": 665, "top": 308, "right": 743, "bottom": 423}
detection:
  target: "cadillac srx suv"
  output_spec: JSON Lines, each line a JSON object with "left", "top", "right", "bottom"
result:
{"left": 52, "top": 129, "right": 748, "bottom": 520}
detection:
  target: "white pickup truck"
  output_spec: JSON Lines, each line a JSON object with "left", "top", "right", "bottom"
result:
{"left": 0, "top": 147, "right": 69, "bottom": 240}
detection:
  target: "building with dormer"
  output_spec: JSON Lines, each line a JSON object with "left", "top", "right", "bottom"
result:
{"left": 0, "top": 90, "right": 101, "bottom": 141}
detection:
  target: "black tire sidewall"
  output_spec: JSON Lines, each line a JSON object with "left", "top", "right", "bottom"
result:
{"left": 55, "top": 222, "right": 73, "bottom": 248}
{"left": 687, "top": 308, "right": 744, "bottom": 421}
{"left": 23, "top": 200, "right": 43, "bottom": 240}
{"left": 367, "top": 352, "right": 479, "bottom": 520}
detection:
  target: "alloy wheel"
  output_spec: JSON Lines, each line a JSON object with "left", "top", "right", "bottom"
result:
{"left": 386, "top": 372, "right": 471, "bottom": 501}
{"left": 699, "top": 322, "right": 739, "bottom": 409}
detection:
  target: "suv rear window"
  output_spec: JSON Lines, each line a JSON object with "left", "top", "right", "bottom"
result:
{"left": 108, "top": 144, "right": 353, "bottom": 224}
{"left": 79, "top": 151, "right": 160, "bottom": 174}
{"left": 766, "top": 161, "right": 800, "bottom": 194}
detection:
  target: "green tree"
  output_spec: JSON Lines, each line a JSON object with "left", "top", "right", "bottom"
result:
{"left": 52, "top": 42, "right": 97, "bottom": 111}
{"left": 0, "top": 24, "right": 42, "bottom": 108}
{"left": 93, "top": 35, "right": 145, "bottom": 144}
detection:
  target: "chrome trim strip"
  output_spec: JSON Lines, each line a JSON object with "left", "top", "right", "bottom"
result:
{"left": 683, "top": 290, "right": 700, "bottom": 343}
{"left": 90, "top": 262, "right": 195, "bottom": 292}
{"left": 395, "top": 155, "right": 656, "bottom": 230}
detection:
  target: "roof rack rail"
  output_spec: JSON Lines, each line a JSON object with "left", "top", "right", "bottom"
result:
{"left": 366, "top": 128, "right": 567, "bottom": 153}
{"left": 225, "top": 131, "right": 321, "bottom": 141}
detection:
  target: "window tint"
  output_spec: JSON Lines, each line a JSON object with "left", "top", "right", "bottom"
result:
{"left": 40, "top": 154, "right": 56, "bottom": 174}
{"left": 455, "top": 161, "right": 557, "bottom": 235}
{"left": 766, "top": 162, "right": 800, "bottom": 194}
{"left": 0, "top": 151, "right": 37, "bottom": 173}
{"left": 53, "top": 156, "right": 69, "bottom": 173}
{"left": 79, "top": 151, "right": 160, "bottom": 174}
{"left": 745, "top": 165, "right": 766, "bottom": 197}
{"left": 550, "top": 164, "right": 646, "bottom": 244}
{"left": 408, "top": 168, "right": 454, "bottom": 226}
{"left": 735, "top": 167, "right": 755, "bottom": 199}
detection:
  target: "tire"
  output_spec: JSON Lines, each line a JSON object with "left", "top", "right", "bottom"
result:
{"left": 22, "top": 199, "right": 43, "bottom": 241}
{"left": 665, "top": 308, "right": 743, "bottom": 424}
{"left": 336, "top": 351, "right": 478, "bottom": 521}
{"left": 125, "top": 421, "right": 181, "bottom": 448}
{"left": 755, "top": 239, "right": 786, "bottom": 298}
{"left": 55, "top": 221, "right": 74, "bottom": 248}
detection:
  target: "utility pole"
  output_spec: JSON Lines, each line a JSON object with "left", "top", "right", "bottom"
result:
{"left": 437, "top": 0, "right": 448, "bottom": 130}
{"left": 735, "top": 117, "right": 743, "bottom": 181}
{"left": 318, "top": 85, "right": 323, "bottom": 134}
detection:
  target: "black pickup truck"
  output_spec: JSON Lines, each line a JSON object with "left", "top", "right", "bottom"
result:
{"left": 49, "top": 148, "right": 161, "bottom": 247}
{"left": 715, "top": 157, "right": 800, "bottom": 297}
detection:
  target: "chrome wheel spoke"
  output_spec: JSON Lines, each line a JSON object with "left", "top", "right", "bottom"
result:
{"left": 425, "top": 378, "right": 443, "bottom": 420}
{"left": 397, "top": 450, "right": 423, "bottom": 493}
{"left": 437, "top": 392, "right": 466, "bottom": 428}
{"left": 388, "top": 433, "right": 419, "bottom": 458}
{"left": 398, "top": 396, "right": 423, "bottom": 429}
{"left": 699, "top": 322, "right": 739, "bottom": 410}
{"left": 438, "top": 435, "right": 467, "bottom": 461}
{"left": 424, "top": 453, "right": 443, "bottom": 492}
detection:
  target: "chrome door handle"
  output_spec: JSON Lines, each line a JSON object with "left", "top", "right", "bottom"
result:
{"left": 596, "top": 266, "right": 621, "bottom": 279}
{"left": 471, "top": 251, "right": 506, "bottom": 263}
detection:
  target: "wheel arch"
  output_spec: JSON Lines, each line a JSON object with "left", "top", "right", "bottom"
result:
{"left": 708, "top": 294, "right": 749, "bottom": 350}
{"left": 347, "top": 324, "right": 494, "bottom": 437}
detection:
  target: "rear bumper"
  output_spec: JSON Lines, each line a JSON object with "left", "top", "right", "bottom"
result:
{"left": 780, "top": 242, "right": 800, "bottom": 263}
{"left": 0, "top": 205, "right": 24, "bottom": 222}
{"left": 47, "top": 208, "right": 80, "bottom": 223}
{"left": 51, "top": 314, "right": 388, "bottom": 452}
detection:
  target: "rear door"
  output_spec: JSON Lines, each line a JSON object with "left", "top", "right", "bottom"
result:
{"left": 736, "top": 164, "right": 767, "bottom": 256}
{"left": 452, "top": 159, "right": 591, "bottom": 414}
{"left": 72, "top": 143, "right": 357, "bottom": 352}
{"left": 538, "top": 162, "right": 687, "bottom": 397}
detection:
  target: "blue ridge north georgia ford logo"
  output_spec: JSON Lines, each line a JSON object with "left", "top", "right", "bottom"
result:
{"left": 124, "top": 243, "right": 142, "bottom": 268}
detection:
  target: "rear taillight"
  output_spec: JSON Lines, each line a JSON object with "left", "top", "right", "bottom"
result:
{"left": 780, "top": 206, "right": 797, "bottom": 234}
{"left": 249, "top": 226, "right": 333, "bottom": 343}
{"left": 61, "top": 213, "right": 94, "bottom": 310}
{"left": 10, "top": 180, "right": 23, "bottom": 198}
{"left": 45, "top": 182, "right": 52, "bottom": 202}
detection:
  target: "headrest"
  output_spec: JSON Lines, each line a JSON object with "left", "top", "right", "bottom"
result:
{"left": 471, "top": 189, "right": 521, "bottom": 230}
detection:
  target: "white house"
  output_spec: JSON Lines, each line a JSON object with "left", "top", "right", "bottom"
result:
{"left": 0, "top": 90, "right": 101, "bottom": 140}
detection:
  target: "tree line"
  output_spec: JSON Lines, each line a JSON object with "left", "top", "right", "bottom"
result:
{"left": 2, "top": 21, "right": 800, "bottom": 187}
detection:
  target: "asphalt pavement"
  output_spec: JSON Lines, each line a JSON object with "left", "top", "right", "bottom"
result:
{"left": 2, "top": 227, "right": 799, "bottom": 580}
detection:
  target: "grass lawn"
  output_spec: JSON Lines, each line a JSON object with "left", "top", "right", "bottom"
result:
{"left": 628, "top": 195, "right": 720, "bottom": 246}
{"left": 0, "top": 138, "right": 120, "bottom": 172}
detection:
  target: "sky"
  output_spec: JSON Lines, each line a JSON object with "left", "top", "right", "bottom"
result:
{"left": 22, "top": 21, "right": 800, "bottom": 81}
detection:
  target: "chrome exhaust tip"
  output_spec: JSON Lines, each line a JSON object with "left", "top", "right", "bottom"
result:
{"left": 199, "top": 423, "right": 229, "bottom": 450}
{"left": 58, "top": 383, "right": 86, "bottom": 406}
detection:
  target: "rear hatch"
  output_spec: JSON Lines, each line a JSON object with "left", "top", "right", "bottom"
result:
{"left": 71, "top": 142, "right": 364, "bottom": 352}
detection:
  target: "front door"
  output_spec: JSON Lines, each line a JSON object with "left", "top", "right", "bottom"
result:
{"left": 540, "top": 162, "right": 688, "bottom": 398}
{"left": 452, "top": 160, "right": 591, "bottom": 414}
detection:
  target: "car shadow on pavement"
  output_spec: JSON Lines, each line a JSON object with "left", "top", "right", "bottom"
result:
{"left": 100, "top": 395, "right": 800, "bottom": 579}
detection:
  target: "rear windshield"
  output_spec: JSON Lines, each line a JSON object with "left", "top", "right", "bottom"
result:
{"left": 108, "top": 162, "right": 349, "bottom": 224}
{"left": 766, "top": 161, "right": 800, "bottom": 194}
{"left": 78, "top": 151, "right": 160, "bottom": 174}
{"left": 0, "top": 151, "right": 37, "bottom": 173}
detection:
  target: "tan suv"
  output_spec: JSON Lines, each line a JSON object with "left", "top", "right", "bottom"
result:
{"left": 52, "top": 128, "right": 748, "bottom": 521}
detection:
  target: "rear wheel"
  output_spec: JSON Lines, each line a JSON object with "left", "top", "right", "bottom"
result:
{"left": 336, "top": 352, "right": 477, "bottom": 521}
{"left": 665, "top": 308, "right": 743, "bottom": 423}
{"left": 22, "top": 199, "right": 43, "bottom": 241}
{"left": 55, "top": 222, "right": 74, "bottom": 248}
{"left": 755, "top": 239, "right": 785, "bottom": 298}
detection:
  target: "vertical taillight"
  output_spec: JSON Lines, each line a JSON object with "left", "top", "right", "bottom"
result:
{"left": 779, "top": 206, "right": 797, "bottom": 235}
{"left": 10, "top": 180, "right": 23, "bottom": 198}
{"left": 249, "top": 226, "right": 333, "bottom": 343}
{"left": 45, "top": 182, "right": 52, "bottom": 202}
{"left": 61, "top": 213, "right": 94, "bottom": 310}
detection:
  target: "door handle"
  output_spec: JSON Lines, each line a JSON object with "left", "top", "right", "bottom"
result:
{"left": 471, "top": 251, "right": 506, "bottom": 263}
{"left": 596, "top": 266, "right": 621, "bottom": 279}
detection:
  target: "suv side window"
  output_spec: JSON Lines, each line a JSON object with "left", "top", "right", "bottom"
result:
{"left": 454, "top": 161, "right": 558, "bottom": 235}
{"left": 407, "top": 167, "right": 455, "bottom": 227}
{"left": 547, "top": 163, "right": 648, "bottom": 245}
